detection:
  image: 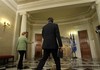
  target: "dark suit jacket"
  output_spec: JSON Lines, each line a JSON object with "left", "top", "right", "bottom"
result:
{"left": 42, "top": 22, "right": 62, "bottom": 49}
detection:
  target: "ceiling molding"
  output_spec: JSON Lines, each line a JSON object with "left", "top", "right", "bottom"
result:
{"left": 17, "top": 0, "right": 95, "bottom": 12}
{"left": 1, "top": 0, "right": 17, "bottom": 12}
{"left": 28, "top": 17, "right": 90, "bottom": 26}
{"left": 1, "top": 0, "right": 95, "bottom": 13}
{"left": 28, "top": 15, "right": 87, "bottom": 25}
{"left": 0, "top": 0, "right": 95, "bottom": 13}
{"left": 95, "top": 0, "right": 100, "bottom": 4}
{"left": 58, "top": 11, "right": 96, "bottom": 25}
{"left": 64, "top": 10, "right": 96, "bottom": 25}
{"left": 27, "top": 5, "right": 95, "bottom": 24}
{"left": 27, "top": 8, "right": 96, "bottom": 26}
{"left": 14, "top": 0, "right": 39, "bottom": 4}
{"left": 58, "top": 18, "right": 90, "bottom": 25}
{"left": 29, "top": 15, "right": 95, "bottom": 26}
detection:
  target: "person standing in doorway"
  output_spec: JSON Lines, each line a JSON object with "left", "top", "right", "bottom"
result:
{"left": 17, "top": 32, "right": 33, "bottom": 69}
{"left": 36, "top": 17, "right": 63, "bottom": 70}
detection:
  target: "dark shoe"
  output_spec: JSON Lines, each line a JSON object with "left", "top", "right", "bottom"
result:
{"left": 17, "top": 67, "right": 23, "bottom": 70}
{"left": 17, "top": 69, "right": 22, "bottom": 70}
{"left": 23, "top": 66, "right": 29, "bottom": 69}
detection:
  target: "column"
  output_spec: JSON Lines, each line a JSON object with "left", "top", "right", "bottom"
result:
{"left": 95, "top": 0, "right": 100, "bottom": 59}
{"left": 20, "top": 12, "right": 27, "bottom": 60}
{"left": 20, "top": 12, "right": 27, "bottom": 35}
{"left": 96, "top": 0, "right": 100, "bottom": 24}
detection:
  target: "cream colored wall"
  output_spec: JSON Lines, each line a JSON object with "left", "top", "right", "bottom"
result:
{"left": 0, "top": 0, "right": 16, "bottom": 55}
{"left": 12, "top": 13, "right": 22, "bottom": 60}
{"left": 59, "top": 23, "right": 81, "bottom": 58}
{"left": 59, "top": 20, "right": 98, "bottom": 59}
{"left": 91, "top": 13, "right": 100, "bottom": 59}
{"left": 31, "top": 26, "right": 42, "bottom": 59}
{"left": 31, "top": 20, "right": 98, "bottom": 59}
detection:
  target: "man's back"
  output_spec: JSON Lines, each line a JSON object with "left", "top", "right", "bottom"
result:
{"left": 42, "top": 22, "right": 62, "bottom": 49}
{"left": 36, "top": 17, "right": 62, "bottom": 70}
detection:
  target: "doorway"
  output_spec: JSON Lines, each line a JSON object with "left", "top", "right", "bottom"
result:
{"left": 78, "top": 30, "right": 92, "bottom": 61}
{"left": 34, "top": 34, "right": 42, "bottom": 60}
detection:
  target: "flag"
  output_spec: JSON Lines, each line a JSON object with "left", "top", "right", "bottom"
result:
{"left": 70, "top": 34, "right": 73, "bottom": 47}
{"left": 70, "top": 34, "right": 77, "bottom": 53}
{"left": 72, "top": 34, "right": 77, "bottom": 53}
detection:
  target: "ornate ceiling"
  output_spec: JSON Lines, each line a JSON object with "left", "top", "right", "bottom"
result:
{"left": 14, "top": 0, "right": 74, "bottom": 5}
{"left": 13, "top": 0, "right": 96, "bottom": 25}
{"left": 14, "top": 0, "right": 40, "bottom": 4}
{"left": 28, "top": 2, "right": 95, "bottom": 24}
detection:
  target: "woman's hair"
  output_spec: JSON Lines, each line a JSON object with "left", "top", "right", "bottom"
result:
{"left": 22, "top": 32, "right": 27, "bottom": 35}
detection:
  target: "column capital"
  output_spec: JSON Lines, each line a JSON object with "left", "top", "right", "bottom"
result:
{"left": 20, "top": 11, "right": 27, "bottom": 34}
{"left": 19, "top": 11, "right": 27, "bottom": 15}
{"left": 95, "top": 0, "right": 100, "bottom": 4}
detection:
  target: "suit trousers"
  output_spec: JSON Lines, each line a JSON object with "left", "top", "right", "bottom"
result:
{"left": 17, "top": 51, "right": 26, "bottom": 69}
{"left": 36, "top": 49, "right": 61, "bottom": 70}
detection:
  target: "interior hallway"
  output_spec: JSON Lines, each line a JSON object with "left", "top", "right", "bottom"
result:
{"left": 0, "top": 0, "right": 100, "bottom": 70}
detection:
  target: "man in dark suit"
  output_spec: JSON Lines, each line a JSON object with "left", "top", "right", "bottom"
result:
{"left": 36, "top": 17, "right": 62, "bottom": 70}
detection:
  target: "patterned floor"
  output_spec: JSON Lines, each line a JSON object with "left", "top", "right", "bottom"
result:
{"left": 1, "top": 58, "right": 100, "bottom": 70}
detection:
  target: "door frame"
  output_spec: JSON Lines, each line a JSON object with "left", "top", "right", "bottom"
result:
{"left": 78, "top": 30, "right": 92, "bottom": 61}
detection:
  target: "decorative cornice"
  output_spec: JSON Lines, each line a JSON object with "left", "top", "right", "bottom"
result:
{"left": 28, "top": 8, "right": 96, "bottom": 26}
{"left": 95, "top": 0, "right": 100, "bottom": 4}
{"left": 1, "top": 0, "right": 96, "bottom": 26}
{"left": 1, "top": 0, "right": 17, "bottom": 12}
{"left": 28, "top": 17, "right": 90, "bottom": 26}
{"left": 27, "top": 5, "right": 95, "bottom": 24}
{"left": 58, "top": 11, "right": 96, "bottom": 25}
{"left": 1, "top": 0, "right": 95, "bottom": 13}
{"left": 31, "top": 14, "right": 95, "bottom": 26}
{"left": 17, "top": 0, "right": 95, "bottom": 12}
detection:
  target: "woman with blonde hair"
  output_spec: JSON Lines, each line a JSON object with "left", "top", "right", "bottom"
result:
{"left": 17, "top": 32, "right": 28, "bottom": 70}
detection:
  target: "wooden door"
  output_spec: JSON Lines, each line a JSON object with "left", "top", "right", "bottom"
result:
{"left": 34, "top": 34, "right": 42, "bottom": 60}
{"left": 78, "top": 30, "right": 92, "bottom": 61}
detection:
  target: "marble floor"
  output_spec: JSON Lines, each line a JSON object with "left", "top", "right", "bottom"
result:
{"left": 1, "top": 58, "right": 100, "bottom": 70}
